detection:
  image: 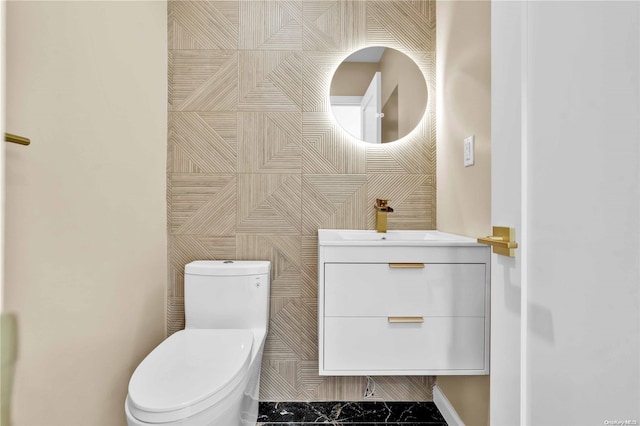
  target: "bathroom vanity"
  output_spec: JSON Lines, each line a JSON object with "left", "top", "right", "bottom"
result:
{"left": 317, "top": 229, "right": 490, "bottom": 376}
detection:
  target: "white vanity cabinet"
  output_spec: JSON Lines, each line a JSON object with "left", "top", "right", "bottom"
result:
{"left": 318, "top": 229, "right": 490, "bottom": 376}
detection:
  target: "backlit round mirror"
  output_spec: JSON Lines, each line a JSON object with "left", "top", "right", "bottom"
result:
{"left": 330, "top": 46, "right": 428, "bottom": 144}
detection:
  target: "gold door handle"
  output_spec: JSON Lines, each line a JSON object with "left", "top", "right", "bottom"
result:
{"left": 477, "top": 226, "right": 518, "bottom": 257}
{"left": 5, "top": 133, "right": 31, "bottom": 146}
{"left": 388, "top": 316, "right": 424, "bottom": 323}
{"left": 388, "top": 263, "right": 425, "bottom": 268}
{"left": 476, "top": 236, "right": 518, "bottom": 248}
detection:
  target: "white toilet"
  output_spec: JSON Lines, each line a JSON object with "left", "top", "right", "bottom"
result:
{"left": 125, "top": 260, "right": 270, "bottom": 426}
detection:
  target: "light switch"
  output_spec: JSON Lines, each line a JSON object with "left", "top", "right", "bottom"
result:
{"left": 464, "top": 135, "right": 475, "bottom": 167}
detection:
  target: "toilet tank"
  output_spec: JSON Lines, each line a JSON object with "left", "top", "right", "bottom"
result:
{"left": 184, "top": 261, "right": 270, "bottom": 330}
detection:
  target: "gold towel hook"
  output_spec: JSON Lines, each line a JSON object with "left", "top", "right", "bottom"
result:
{"left": 5, "top": 133, "right": 31, "bottom": 146}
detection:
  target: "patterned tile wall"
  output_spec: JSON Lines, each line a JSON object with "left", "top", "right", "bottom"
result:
{"left": 167, "top": 0, "right": 436, "bottom": 401}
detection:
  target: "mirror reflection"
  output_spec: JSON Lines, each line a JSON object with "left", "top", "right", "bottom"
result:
{"left": 330, "top": 46, "right": 428, "bottom": 144}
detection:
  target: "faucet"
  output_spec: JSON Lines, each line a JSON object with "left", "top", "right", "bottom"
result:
{"left": 374, "top": 199, "right": 394, "bottom": 233}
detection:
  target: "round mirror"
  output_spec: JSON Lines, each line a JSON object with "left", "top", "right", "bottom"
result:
{"left": 330, "top": 46, "right": 428, "bottom": 144}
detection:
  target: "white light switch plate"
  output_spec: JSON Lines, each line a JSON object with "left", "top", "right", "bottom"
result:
{"left": 464, "top": 135, "right": 475, "bottom": 167}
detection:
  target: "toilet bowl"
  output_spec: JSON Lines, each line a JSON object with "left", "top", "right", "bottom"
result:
{"left": 125, "top": 261, "right": 270, "bottom": 426}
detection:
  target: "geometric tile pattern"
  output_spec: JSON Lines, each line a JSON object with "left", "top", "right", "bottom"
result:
{"left": 238, "top": 51, "right": 303, "bottom": 111}
{"left": 303, "top": 1, "right": 367, "bottom": 52}
{"left": 365, "top": 129, "right": 434, "bottom": 174}
{"left": 169, "top": 50, "right": 238, "bottom": 111}
{"left": 301, "top": 236, "right": 319, "bottom": 299}
{"left": 303, "top": 113, "right": 367, "bottom": 174}
{"left": 367, "top": 0, "right": 435, "bottom": 52}
{"left": 239, "top": 1, "right": 302, "bottom": 50}
{"left": 167, "top": 0, "right": 436, "bottom": 402}
{"left": 302, "top": 174, "right": 368, "bottom": 235}
{"left": 169, "top": 1, "right": 238, "bottom": 50}
{"left": 169, "top": 112, "right": 237, "bottom": 173}
{"left": 238, "top": 112, "right": 302, "bottom": 173}
{"left": 237, "top": 174, "right": 302, "bottom": 234}
{"left": 169, "top": 174, "right": 236, "bottom": 235}
{"left": 302, "top": 52, "right": 346, "bottom": 112}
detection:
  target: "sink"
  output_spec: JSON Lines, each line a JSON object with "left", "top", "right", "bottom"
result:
{"left": 318, "top": 229, "right": 478, "bottom": 246}
{"left": 337, "top": 230, "right": 447, "bottom": 241}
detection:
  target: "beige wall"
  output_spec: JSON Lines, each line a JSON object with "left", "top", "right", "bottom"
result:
{"left": 436, "top": 0, "right": 491, "bottom": 237}
{"left": 436, "top": 1, "right": 491, "bottom": 426}
{"left": 4, "top": 2, "right": 167, "bottom": 425}
{"left": 168, "top": 0, "right": 436, "bottom": 401}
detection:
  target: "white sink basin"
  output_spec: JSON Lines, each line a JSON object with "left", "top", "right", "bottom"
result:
{"left": 318, "top": 229, "right": 478, "bottom": 246}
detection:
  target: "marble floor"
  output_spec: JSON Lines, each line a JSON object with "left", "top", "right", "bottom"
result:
{"left": 257, "top": 401, "right": 448, "bottom": 425}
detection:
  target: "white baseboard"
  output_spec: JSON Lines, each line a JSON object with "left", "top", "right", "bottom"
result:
{"left": 433, "top": 384, "right": 465, "bottom": 426}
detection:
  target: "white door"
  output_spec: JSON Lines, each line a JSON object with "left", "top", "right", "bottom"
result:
{"left": 361, "top": 72, "right": 381, "bottom": 144}
{"left": 491, "top": 1, "right": 640, "bottom": 425}
{"left": 490, "top": 1, "right": 524, "bottom": 424}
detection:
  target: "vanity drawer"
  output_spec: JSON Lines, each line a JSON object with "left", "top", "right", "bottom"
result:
{"left": 324, "top": 263, "right": 485, "bottom": 317}
{"left": 323, "top": 316, "right": 486, "bottom": 373}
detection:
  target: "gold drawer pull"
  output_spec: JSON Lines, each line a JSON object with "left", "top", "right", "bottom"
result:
{"left": 388, "top": 263, "right": 424, "bottom": 268}
{"left": 388, "top": 316, "right": 424, "bottom": 323}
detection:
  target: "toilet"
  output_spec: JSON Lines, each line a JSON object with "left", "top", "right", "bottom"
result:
{"left": 125, "top": 260, "right": 270, "bottom": 426}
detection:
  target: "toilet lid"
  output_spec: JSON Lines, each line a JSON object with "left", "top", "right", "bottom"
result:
{"left": 127, "top": 329, "right": 253, "bottom": 422}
